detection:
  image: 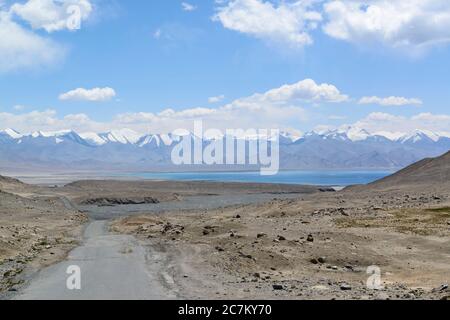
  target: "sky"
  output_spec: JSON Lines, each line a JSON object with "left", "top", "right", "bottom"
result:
{"left": 1, "top": 0, "right": 450, "bottom": 136}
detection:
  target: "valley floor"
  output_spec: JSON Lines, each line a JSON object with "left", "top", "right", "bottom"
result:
{"left": 1, "top": 177, "right": 449, "bottom": 300}
{"left": 112, "top": 188, "right": 450, "bottom": 300}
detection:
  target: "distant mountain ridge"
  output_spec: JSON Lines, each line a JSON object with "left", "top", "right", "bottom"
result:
{"left": 1, "top": 127, "right": 450, "bottom": 171}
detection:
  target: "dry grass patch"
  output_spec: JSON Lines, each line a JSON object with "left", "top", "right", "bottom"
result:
{"left": 336, "top": 207, "right": 450, "bottom": 236}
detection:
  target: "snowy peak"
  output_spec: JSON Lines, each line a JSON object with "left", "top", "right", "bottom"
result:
{"left": 79, "top": 132, "right": 107, "bottom": 146}
{"left": 1, "top": 127, "right": 450, "bottom": 147}
{"left": 98, "top": 129, "right": 141, "bottom": 145}
{"left": 399, "top": 130, "right": 441, "bottom": 143}
{"left": 0, "top": 128, "right": 22, "bottom": 139}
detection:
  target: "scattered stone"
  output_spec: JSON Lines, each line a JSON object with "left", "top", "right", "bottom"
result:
{"left": 307, "top": 234, "right": 314, "bottom": 242}
{"left": 432, "top": 284, "right": 449, "bottom": 293}
{"left": 239, "top": 252, "right": 253, "bottom": 260}
{"left": 257, "top": 233, "right": 267, "bottom": 239}
{"left": 340, "top": 283, "right": 352, "bottom": 291}
{"left": 273, "top": 284, "right": 284, "bottom": 291}
{"left": 345, "top": 265, "right": 354, "bottom": 271}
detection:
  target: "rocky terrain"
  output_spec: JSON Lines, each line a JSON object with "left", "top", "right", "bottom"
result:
{"left": 1, "top": 152, "right": 450, "bottom": 300}
{"left": 111, "top": 153, "right": 450, "bottom": 300}
{"left": 0, "top": 176, "right": 87, "bottom": 295}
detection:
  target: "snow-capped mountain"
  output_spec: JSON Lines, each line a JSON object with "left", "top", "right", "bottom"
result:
{"left": 1, "top": 127, "right": 449, "bottom": 171}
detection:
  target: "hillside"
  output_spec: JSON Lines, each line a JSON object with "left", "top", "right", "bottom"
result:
{"left": 362, "top": 151, "right": 450, "bottom": 190}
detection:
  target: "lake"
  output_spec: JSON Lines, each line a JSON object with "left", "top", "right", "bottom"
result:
{"left": 123, "top": 170, "right": 394, "bottom": 187}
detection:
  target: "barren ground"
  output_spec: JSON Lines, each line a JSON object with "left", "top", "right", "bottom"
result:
{"left": 1, "top": 176, "right": 449, "bottom": 300}
{"left": 112, "top": 188, "right": 450, "bottom": 300}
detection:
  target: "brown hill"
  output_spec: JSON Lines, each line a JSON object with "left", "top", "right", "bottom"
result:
{"left": 363, "top": 150, "right": 450, "bottom": 190}
{"left": 0, "top": 175, "right": 24, "bottom": 190}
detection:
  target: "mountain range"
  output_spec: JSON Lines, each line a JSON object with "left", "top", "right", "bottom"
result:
{"left": 1, "top": 127, "right": 450, "bottom": 172}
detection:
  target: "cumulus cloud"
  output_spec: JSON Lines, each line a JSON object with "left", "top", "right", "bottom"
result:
{"left": 113, "top": 79, "right": 345, "bottom": 132}
{"left": 212, "top": 0, "right": 450, "bottom": 53}
{"left": 11, "top": 0, "right": 93, "bottom": 32}
{"left": 359, "top": 96, "right": 423, "bottom": 106}
{"left": 1, "top": 79, "right": 353, "bottom": 133}
{"left": 59, "top": 87, "right": 117, "bottom": 102}
{"left": 0, "top": 0, "right": 92, "bottom": 73}
{"left": 323, "top": 0, "right": 450, "bottom": 52}
{"left": 230, "top": 79, "right": 349, "bottom": 105}
{"left": 0, "top": 11, "right": 65, "bottom": 73}
{"left": 213, "top": 0, "right": 322, "bottom": 47}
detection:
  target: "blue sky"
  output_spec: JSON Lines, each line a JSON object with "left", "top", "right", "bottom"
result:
{"left": 1, "top": 0, "right": 450, "bottom": 136}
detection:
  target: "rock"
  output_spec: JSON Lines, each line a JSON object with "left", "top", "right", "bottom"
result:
{"left": 235, "top": 215, "right": 241, "bottom": 219}
{"left": 203, "top": 230, "right": 210, "bottom": 236}
{"left": 307, "top": 234, "right": 314, "bottom": 242}
{"left": 253, "top": 273, "right": 261, "bottom": 279}
{"left": 257, "top": 233, "right": 267, "bottom": 239}
{"left": 277, "top": 235, "right": 286, "bottom": 241}
{"left": 340, "top": 283, "right": 352, "bottom": 291}
{"left": 273, "top": 284, "right": 284, "bottom": 291}
{"left": 310, "top": 258, "right": 319, "bottom": 265}
{"left": 375, "top": 293, "right": 390, "bottom": 300}
{"left": 239, "top": 252, "right": 253, "bottom": 259}
{"left": 432, "top": 284, "right": 449, "bottom": 293}
{"left": 318, "top": 257, "right": 326, "bottom": 264}
{"left": 215, "top": 246, "right": 224, "bottom": 252}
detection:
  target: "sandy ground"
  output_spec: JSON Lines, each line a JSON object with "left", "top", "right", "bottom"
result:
{"left": 0, "top": 177, "right": 322, "bottom": 299}
{"left": 1, "top": 175, "right": 449, "bottom": 300}
{"left": 112, "top": 188, "right": 450, "bottom": 300}
{"left": 0, "top": 178, "right": 87, "bottom": 295}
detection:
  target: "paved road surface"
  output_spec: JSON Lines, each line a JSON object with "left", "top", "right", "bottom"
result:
{"left": 14, "top": 221, "right": 176, "bottom": 300}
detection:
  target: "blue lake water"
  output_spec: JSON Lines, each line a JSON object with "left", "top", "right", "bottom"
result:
{"left": 123, "top": 170, "right": 395, "bottom": 187}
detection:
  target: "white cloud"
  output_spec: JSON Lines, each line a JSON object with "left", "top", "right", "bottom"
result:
{"left": 359, "top": 96, "right": 423, "bottom": 106}
{"left": 208, "top": 95, "right": 225, "bottom": 103}
{"left": 346, "top": 112, "right": 450, "bottom": 136}
{"left": 0, "top": 11, "right": 65, "bottom": 73}
{"left": 231, "top": 79, "right": 349, "bottom": 105}
{"left": 1, "top": 79, "right": 352, "bottom": 134}
{"left": 181, "top": 2, "right": 197, "bottom": 12}
{"left": 323, "top": 0, "right": 450, "bottom": 52}
{"left": 4, "top": 109, "right": 450, "bottom": 143}
{"left": 59, "top": 87, "right": 117, "bottom": 102}
{"left": 0, "top": 0, "right": 92, "bottom": 73}
{"left": 11, "top": 0, "right": 93, "bottom": 32}
{"left": 213, "top": 0, "right": 322, "bottom": 47}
